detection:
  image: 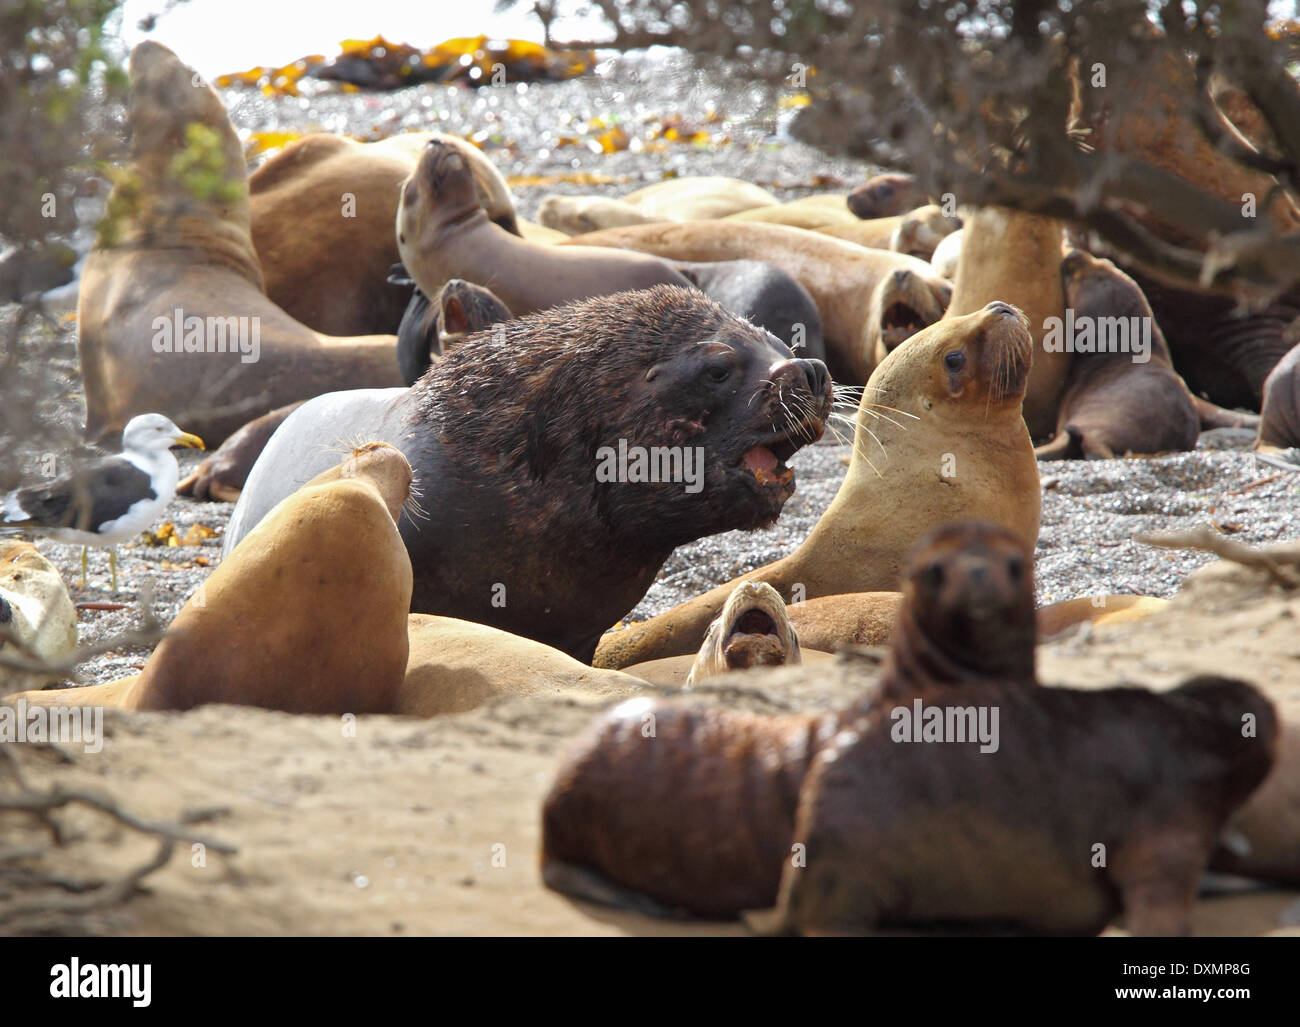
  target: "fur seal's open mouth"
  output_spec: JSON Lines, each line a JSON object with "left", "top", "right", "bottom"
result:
{"left": 740, "top": 416, "right": 825, "bottom": 489}
{"left": 881, "top": 302, "right": 925, "bottom": 350}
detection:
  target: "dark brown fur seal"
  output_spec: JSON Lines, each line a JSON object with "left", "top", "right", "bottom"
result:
{"left": 1035, "top": 251, "right": 1258, "bottom": 460}
{"left": 541, "top": 522, "right": 1038, "bottom": 918}
{"left": 769, "top": 674, "right": 1276, "bottom": 936}
{"left": 225, "top": 285, "right": 832, "bottom": 663}
{"left": 847, "top": 173, "right": 917, "bottom": 219}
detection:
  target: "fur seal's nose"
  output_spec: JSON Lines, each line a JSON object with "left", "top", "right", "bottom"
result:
{"left": 795, "top": 358, "right": 831, "bottom": 398}
{"left": 985, "top": 301, "right": 1016, "bottom": 317}
{"left": 0, "top": 597, "right": 11, "bottom": 624}
{"left": 892, "top": 269, "right": 911, "bottom": 286}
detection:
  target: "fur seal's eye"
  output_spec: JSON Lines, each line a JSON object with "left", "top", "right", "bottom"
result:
{"left": 943, "top": 350, "right": 966, "bottom": 373}
{"left": 706, "top": 365, "right": 732, "bottom": 383}
{"left": 921, "top": 562, "right": 944, "bottom": 591}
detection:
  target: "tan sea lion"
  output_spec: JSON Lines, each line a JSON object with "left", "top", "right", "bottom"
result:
{"left": 944, "top": 208, "right": 1068, "bottom": 441}
{"left": 543, "top": 522, "right": 1041, "bottom": 919}
{"left": 929, "top": 227, "right": 962, "bottom": 279}
{"left": 685, "top": 581, "right": 802, "bottom": 685}
{"left": 619, "top": 176, "right": 778, "bottom": 221}
{"left": 248, "top": 130, "right": 519, "bottom": 337}
{"left": 5, "top": 444, "right": 413, "bottom": 714}
{"left": 78, "top": 41, "right": 402, "bottom": 445}
{"left": 536, "top": 194, "right": 662, "bottom": 235}
{"left": 593, "top": 301, "right": 1039, "bottom": 669}
{"left": 397, "top": 615, "right": 643, "bottom": 717}
{"left": 517, "top": 218, "right": 570, "bottom": 244}
{"left": 0, "top": 541, "right": 78, "bottom": 692}
{"left": 723, "top": 195, "right": 858, "bottom": 229}
{"left": 396, "top": 139, "right": 690, "bottom": 314}
{"left": 562, "top": 221, "right": 951, "bottom": 383}
{"left": 1257, "top": 334, "right": 1300, "bottom": 451}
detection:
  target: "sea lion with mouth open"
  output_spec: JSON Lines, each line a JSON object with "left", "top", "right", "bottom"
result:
{"left": 395, "top": 139, "right": 690, "bottom": 315}
{"left": 77, "top": 42, "right": 403, "bottom": 445}
{"left": 248, "top": 130, "right": 520, "bottom": 337}
{"left": 543, "top": 522, "right": 1040, "bottom": 919}
{"left": 1034, "top": 251, "right": 1255, "bottom": 460}
{"left": 223, "top": 285, "right": 833, "bottom": 663}
{"left": 685, "top": 581, "right": 802, "bottom": 685}
{"left": 178, "top": 277, "right": 512, "bottom": 502}
{"left": 562, "top": 221, "right": 951, "bottom": 384}
{"left": 593, "top": 301, "right": 1040, "bottom": 669}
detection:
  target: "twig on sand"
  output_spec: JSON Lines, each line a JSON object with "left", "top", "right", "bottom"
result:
{"left": 1137, "top": 526, "right": 1300, "bottom": 588}
{"left": 0, "top": 745, "right": 237, "bottom": 930}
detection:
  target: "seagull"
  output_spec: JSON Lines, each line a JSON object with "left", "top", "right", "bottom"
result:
{"left": 1, "top": 414, "right": 205, "bottom": 590}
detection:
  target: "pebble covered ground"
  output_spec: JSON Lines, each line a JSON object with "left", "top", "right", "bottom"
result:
{"left": 10, "top": 51, "right": 1300, "bottom": 684}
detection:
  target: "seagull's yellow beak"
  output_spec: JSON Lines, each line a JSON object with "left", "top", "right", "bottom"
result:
{"left": 172, "top": 431, "right": 205, "bottom": 451}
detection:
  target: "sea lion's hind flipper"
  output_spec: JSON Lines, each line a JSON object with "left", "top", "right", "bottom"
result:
{"left": 540, "top": 859, "right": 689, "bottom": 920}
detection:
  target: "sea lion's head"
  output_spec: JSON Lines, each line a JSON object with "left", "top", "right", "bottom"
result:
{"left": 396, "top": 138, "right": 487, "bottom": 265}
{"left": 889, "top": 205, "right": 963, "bottom": 261}
{"left": 886, "top": 520, "right": 1036, "bottom": 693}
{"left": 394, "top": 276, "right": 511, "bottom": 385}
{"left": 847, "top": 173, "right": 917, "bottom": 220}
{"left": 412, "top": 285, "right": 833, "bottom": 552}
{"left": 1061, "top": 249, "right": 1147, "bottom": 320}
{"left": 867, "top": 266, "right": 953, "bottom": 366}
{"left": 686, "top": 580, "right": 801, "bottom": 685}
{"left": 871, "top": 300, "right": 1032, "bottom": 422}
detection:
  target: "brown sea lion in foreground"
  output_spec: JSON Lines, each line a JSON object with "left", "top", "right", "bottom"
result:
{"left": 77, "top": 41, "right": 402, "bottom": 445}
{"left": 685, "top": 581, "right": 802, "bottom": 685}
{"left": 178, "top": 277, "right": 511, "bottom": 503}
{"left": 563, "top": 221, "right": 951, "bottom": 384}
{"left": 547, "top": 523, "right": 1278, "bottom": 934}
{"left": 224, "top": 286, "right": 833, "bottom": 663}
{"left": 396, "top": 139, "right": 690, "bottom": 314}
{"left": 593, "top": 301, "right": 1039, "bottom": 669}
{"left": 249, "top": 131, "right": 520, "bottom": 337}
{"left": 847, "top": 173, "right": 917, "bottom": 219}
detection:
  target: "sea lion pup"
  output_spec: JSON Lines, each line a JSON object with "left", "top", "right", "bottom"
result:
{"left": 944, "top": 208, "right": 1068, "bottom": 440}
{"left": 393, "top": 275, "right": 512, "bottom": 384}
{"left": 768, "top": 677, "right": 1276, "bottom": 937}
{"left": 0, "top": 542, "right": 78, "bottom": 692}
{"left": 671, "top": 260, "right": 826, "bottom": 361}
{"left": 77, "top": 41, "right": 402, "bottom": 445}
{"left": 561, "top": 221, "right": 951, "bottom": 384}
{"left": 847, "top": 173, "right": 917, "bottom": 219}
{"left": 224, "top": 286, "right": 833, "bottom": 663}
{"left": 1035, "top": 251, "right": 1258, "bottom": 461}
{"left": 542, "top": 522, "right": 1039, "bottom": 919}
{"left": 249, "top": 131, "right": 520, "bottom": 337}
{"left": 1256, "top": 336, "right": 1300, "bottom": 452}
{"left": 536, "top": 194, "right": 663, "bottom": 235}
{"left": 6, "top": 444, "right": 414, "bottom": 713}
{"left": 396, "top": 139, "right": 690, "bottom": 314}
{"left": 685, "top": 581, "right": 802, "bottom": 686}
{"left": 592, "top": 301, "right": 1039, "bottom": 670}
{"left": 179, "top": 277, "right": 513, "bottom": 502}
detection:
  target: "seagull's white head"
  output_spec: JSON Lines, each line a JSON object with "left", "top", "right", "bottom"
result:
{"left": 121, "top": 414, "right": 205, "bottom": 454}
